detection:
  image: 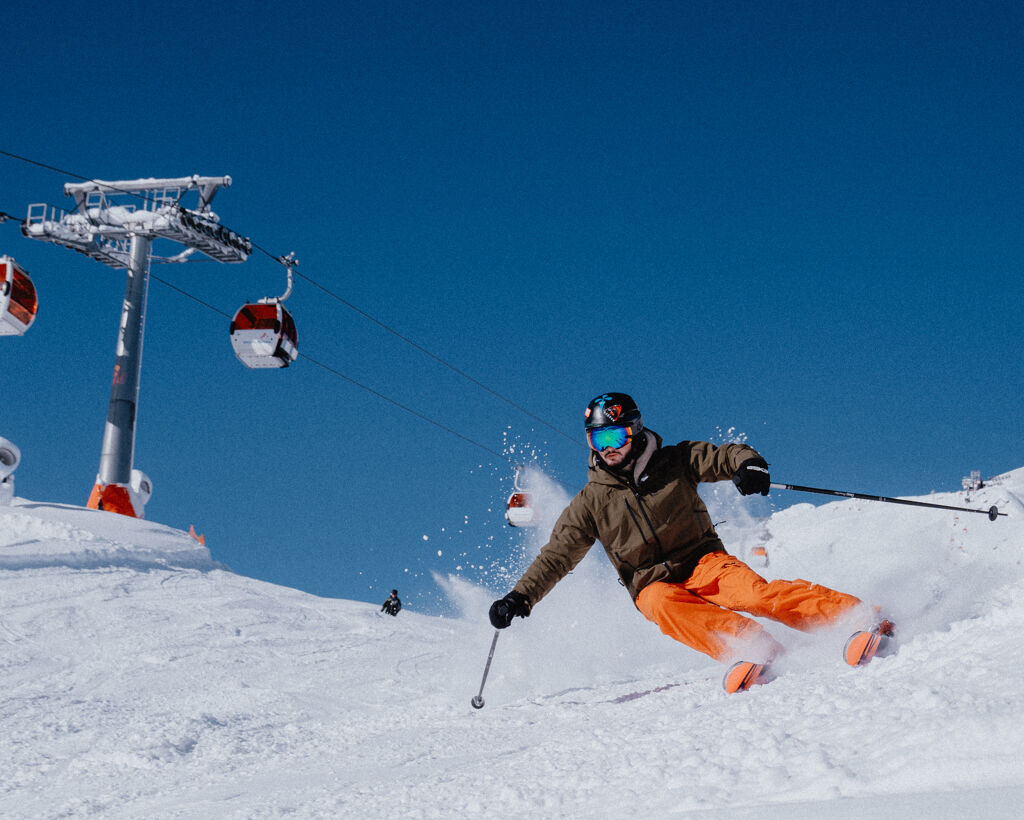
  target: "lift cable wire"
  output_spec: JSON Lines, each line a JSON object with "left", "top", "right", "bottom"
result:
{"left": 150, "top": 273, "right": 509, "bottom": 461}
{"left": 243, "top": 238, "right": 584, "bottom": 449}
{"left": 1, "top": 147, "right": 583, "bottom": 452}
{"left": 0, "top": 149, "right": 93, "bottom": 186}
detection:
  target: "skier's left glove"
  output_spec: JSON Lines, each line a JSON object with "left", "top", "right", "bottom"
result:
{"left": 733, "top": 457, "right": 771, "bottom": 496}
{"left": 489, "top": 591, "right": 531, "bottom": 629}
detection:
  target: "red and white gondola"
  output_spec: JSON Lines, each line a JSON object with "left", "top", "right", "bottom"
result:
{"left": 229, "top": 301, "right": 298, "bottom": 368}
{"left": 505, "top": 465, "right": 538, "bottom": 527}
{"left": 0, "top": 255, "right": 38, "bottom": 336}
{"left": 229, "top": 254, "right": 299, "bottom": 369}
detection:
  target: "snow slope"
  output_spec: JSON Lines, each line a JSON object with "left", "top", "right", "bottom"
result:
{"left": 2, "top": 470, "right": 1024, "bottom": 818}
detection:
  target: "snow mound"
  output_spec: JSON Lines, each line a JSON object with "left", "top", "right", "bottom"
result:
{"left": 0, "top": 499, "right": 220, "bottom": 572}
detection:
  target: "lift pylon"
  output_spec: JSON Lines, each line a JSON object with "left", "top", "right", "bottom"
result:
{"left": 24, "top": 175, "right": 251, "bottom": 518}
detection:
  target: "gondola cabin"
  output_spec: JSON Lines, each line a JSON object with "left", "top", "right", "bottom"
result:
{"left": 229, "top": 301, "right": 298, "bottom": 368}
{"left": 505, "top": 491, "right": 537, "bottom": 527}
{"left": 0, "top": 255, "right": 38, "bottom": 336}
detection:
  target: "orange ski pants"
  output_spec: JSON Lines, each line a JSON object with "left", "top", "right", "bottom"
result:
{"left": 635, "top": 551, "right": 862, "bottom": 664}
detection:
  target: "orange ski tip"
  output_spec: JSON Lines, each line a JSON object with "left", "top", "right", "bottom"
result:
{"left": 723, "top": 661, "right": 772, "bottom": 693}
{"left": 845, "top": 630, "right": 885, "bottom": 666}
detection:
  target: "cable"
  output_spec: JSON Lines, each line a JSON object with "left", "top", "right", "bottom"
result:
{"left": 284, "top": 264, "right": 584, "bottom": 449}
{"left": 206, "top": 229, "right": 583, "bottom": 450}
{"left": 241, "top": 235, "right": 583, "bottom": 448}
{"left": 148, "top": 273, "right": 232, "bottom": 319}
{"left": 149, "top": 273, "right": 509, "bottom": 460}
{"left": 297, "top": 351, "right": 509, "bottom": 460}
{"left": 0, "top": 149, "right": 93, "bottom": 185}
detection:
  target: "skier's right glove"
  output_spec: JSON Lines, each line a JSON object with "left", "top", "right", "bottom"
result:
{"left": 489, "top": 591, "right": 531, "bottom": 629}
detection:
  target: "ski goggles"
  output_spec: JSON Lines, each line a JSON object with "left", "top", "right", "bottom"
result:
{"left": 587, "top": 425, "right": 634, "bottom": 452}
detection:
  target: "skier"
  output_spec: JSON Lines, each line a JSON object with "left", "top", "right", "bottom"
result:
{"left": 488, "top": 392, "right": 894, "bottom": 693}
{"left": 381, "top": 590, "right": 402, "bottom": 617}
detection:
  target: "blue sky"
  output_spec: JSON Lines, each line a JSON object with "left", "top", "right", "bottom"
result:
{"left": 3, "top": 1, "right": 1022, "bottom": 612}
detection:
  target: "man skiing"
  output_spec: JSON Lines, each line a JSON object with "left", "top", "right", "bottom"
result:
{"left": 381, "top": 590, "right": 402, "bottom": 617}
{"left": 488, "top": 392, "right": 894, "bottom": 693}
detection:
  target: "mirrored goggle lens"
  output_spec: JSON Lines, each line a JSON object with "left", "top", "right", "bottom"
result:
{"left": 587, "top": 425, "right": 631, "bottom": 451}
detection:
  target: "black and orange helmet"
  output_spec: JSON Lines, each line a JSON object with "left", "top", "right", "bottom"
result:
{"left": 584, "top": 392, "right": 642, "bottom": 431}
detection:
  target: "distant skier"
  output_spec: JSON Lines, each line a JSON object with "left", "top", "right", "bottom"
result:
{"left": 488, "top": 393, "right": 894, "bottom": 693}
{"left": 381, "top": 590, "right": 402, "bottom": 617}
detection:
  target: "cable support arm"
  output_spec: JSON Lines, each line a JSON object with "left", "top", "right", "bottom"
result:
{"left": 259, "top": 252, "right": 297, "bottom": 304}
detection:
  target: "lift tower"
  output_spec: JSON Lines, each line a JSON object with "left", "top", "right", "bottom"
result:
{"left": 24, "top": 175, "right": 251, "bottom": 517}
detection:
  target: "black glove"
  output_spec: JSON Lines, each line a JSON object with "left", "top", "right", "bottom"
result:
{"left": 489, "top": 591, "right": 531, "bottom": 629}
{"left": 733, "top": 457, "right": 771, "bottom": 496}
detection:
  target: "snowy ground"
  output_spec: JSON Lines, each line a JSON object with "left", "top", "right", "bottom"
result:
{"left": 2, "top": 470, "right": 1023, "bottom": 818}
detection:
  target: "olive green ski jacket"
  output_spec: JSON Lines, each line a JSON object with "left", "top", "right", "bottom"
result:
{"left": 512, "top": 431, "right": 763, "bottom": 606}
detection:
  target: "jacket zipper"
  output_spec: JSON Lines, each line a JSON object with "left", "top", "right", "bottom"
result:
{"left": 622, "top": 480, "right": 666, "bottom": 565}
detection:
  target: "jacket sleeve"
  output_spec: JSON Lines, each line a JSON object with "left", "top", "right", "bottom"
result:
{"left": 682, "top": 441, "right": 764, "bottom": 483}
{"left": 512, "top": 490, "right": 598, "bottom": 607}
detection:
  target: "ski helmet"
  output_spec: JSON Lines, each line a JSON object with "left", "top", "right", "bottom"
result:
{"left": 584, "top": 392, "right": 642, "bottom": 432}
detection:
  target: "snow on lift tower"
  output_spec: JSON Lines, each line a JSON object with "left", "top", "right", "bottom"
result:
{"left": 22, "top": 175, "right": 252, "bottom": 518}
{"left": 229, "top": 253, "right": 299, "bottom": 368}
{"left": 962, "top": 471, "right": 983, "bottom": 492}
{"left": 0, "top": 255, "right": 38, "bottom": 335}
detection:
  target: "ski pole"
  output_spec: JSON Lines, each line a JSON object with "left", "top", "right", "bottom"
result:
{"left": 770, "top": 482, "right": 1006, "bottom": 521}
{"left": 471, "top": 630, "right": 500, "bottom": 709}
